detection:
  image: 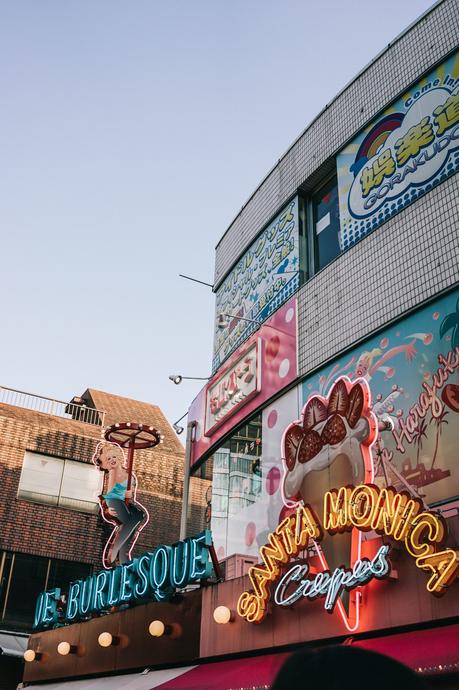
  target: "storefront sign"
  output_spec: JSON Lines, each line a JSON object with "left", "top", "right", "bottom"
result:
{"left": 213, "top": 197, "right": 299, "bottom": 374}
{"left": 33, "top": 530, "right": 213, "bottom": 630}
{"left": 337, "top": 50, "right": 459, "bottom": 250}
{"left": 205, "top": 340, "right": 260, "bottom": 435}
{"left": 237, "top": 485, "right": 458, "bottom": 626}
{"left": 274, "top": 544, "right": 390, "bottom": 612}
{"left": 189, "top": 297, "right": 297, "bottom": 469}
{"left": 237, "top": 367, "right": 459, "bottom": 629}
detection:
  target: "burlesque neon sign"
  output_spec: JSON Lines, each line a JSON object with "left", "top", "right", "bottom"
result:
{"left": 34, "top": 530, "right": 212, "bottom": 630}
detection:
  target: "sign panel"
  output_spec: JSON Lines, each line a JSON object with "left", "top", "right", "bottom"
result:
{"left": 205, "top": 340, "right": 260, "bottom": 435}
{"left": 237, "top": 485, "right": 458, "bottom": 628}
{"left": 33, "top": 530, "right": 213, "bottom": 630}
{"left": 189, "top": 297, "right": 297, "bottom": 469}
{"left": 337, "top": 50, "right": 459, "bottom": 249}
{"left": 238, "top": 367, "right": 459, "bottom": 630}
{"left": 203, "top": 290, "right": 459, "bottom": 574}
{"left": 301, "top": 289, "right": 459, "bottom": 507}
{"left": 212, "top": 197, "right": 300, "bottom": 374}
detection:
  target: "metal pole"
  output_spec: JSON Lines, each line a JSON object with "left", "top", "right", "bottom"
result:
{"left": 179, "top": 274, "right": 214, "bottom": 289}
{"left": 180, "top": 421, "right": 195, "bottom": 541}
{"left": 126, "top": 441, "right": 135, "bottom": 505}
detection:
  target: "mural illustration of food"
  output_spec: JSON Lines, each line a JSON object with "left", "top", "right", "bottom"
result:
{"left": 282, "top": 377, "right": 378, "bottom": 610}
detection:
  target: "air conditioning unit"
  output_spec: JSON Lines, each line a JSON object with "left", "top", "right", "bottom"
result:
{"left": 220, "top": 553, "right": 258, "bottom": 581}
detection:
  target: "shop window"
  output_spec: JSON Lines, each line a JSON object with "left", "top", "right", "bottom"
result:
{"left": 46, "top": 558, "right": 92, "bottom": 593}
{"left": 312, "top": 176, "right": 341, "bottom": 271}
{"left": 0, "top": 552, "right": 91, "bottom": 631}
{"left": 188, "top": 413, "right": 263, "bottom": 560}
{"left": 18, "top": 452, "right": 103, "bottom": 514}
{"left": 0, "top": 553, "right": 49, "bottom": 630}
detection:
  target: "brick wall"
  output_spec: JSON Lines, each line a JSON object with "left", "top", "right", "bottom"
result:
{"left": 0, "top": 394, "right": 201, "bottom": 567}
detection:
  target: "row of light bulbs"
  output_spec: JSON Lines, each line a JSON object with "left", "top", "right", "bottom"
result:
{"left": 24, "top": 607, "right": 234, "bottom": 662}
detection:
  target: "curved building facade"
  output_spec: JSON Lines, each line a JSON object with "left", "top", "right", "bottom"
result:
{"left": 24, "top": 3, "right": 459, "bottom": 688}
{"left": 183, "top": 0, "right": 459, "bottom": 681}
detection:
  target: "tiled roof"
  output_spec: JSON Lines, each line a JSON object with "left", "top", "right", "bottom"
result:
{"left": 82, "top": 388, "right": 184, "bottom": 454}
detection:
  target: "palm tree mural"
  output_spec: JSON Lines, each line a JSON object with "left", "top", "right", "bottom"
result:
{"left": 412, "top": 418, "right": 428, "bottom": 467}
{"left": 429, "top": 408, "right": 449, "bottom": 470}
{"left": 439, "top": 297, "right": 459, "bottom": 412}
{"left": 440, "top": 296, "right": 459, "bottom": 349}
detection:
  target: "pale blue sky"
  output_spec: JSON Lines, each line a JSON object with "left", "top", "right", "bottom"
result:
{"left": 0, "top": 0, "right": 435, "bottom": 431}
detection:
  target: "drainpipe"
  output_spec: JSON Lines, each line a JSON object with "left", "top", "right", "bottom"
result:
{"left": 180, "top": 421, "right": 195, "bottom": 541}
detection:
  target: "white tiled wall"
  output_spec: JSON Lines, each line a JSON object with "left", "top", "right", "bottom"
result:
{"left": 212, "top": 0, "right": 459, "bottom": 378}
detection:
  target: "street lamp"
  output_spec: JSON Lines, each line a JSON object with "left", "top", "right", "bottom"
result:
{"left": 172, "top": 411, "right": 188, "bottom": 435}
{"left": 168, "top": 375, "right": 209, "bottom": 385}
{"left": 216, "top": 313, "right": 261, "bottom": 330}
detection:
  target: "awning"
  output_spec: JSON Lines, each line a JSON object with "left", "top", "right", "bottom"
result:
{"left": 25, "top": 623, "right": 459, "bottom": 689}
{"left": 0, "top": 630, "right": 28, "bottom": 658}
{"left": 352, "top": 622, "right": 459, "bottom": 675}
{"left": 27, "top": 653, "right": 288, "bottom": 690}
{"left": 154, "top": 652, "right": 290, "bottom": 690}
{"left": 26, "top": 666, "right": 197, "bottom": 689}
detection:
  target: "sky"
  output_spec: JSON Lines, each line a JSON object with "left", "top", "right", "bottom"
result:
{"left": 0, "top": 0, "right": 437, "bottom": 435}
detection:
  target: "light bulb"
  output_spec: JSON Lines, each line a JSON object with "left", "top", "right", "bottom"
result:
{"left": 98, "top": 632, "right": 113, "bottom": 647}
{"left": 213, "top": 606, "right": 233, "bottom": 624}
{"left": 24, "top": 649, "right": 36, "bottom": 662}
{"left": 57, "top": 642, "right": 71, "bottom": 656}
{"left": 149, "top": 620, "right": 165, "bottom": 637}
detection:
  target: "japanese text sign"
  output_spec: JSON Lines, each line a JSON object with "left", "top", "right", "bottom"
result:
{"left": 206, "top": 340, "right": 260, "bottom": 435}
{"left": 213, "top": 197, "right": 299, "bottom": 374}
{"left": 337, "top": 51, "right": 459, "bottom": 249}
{"left": 189, "top": 298, "right": 297, "bottom": 469}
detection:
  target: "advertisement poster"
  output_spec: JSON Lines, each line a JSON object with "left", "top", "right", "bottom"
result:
{"left": 189, "top": 298, "right": 297, "bottom": 469}
{"left": 337, "top": 50, "right": 459, "bottom": 250}
{"left": 301, "top": 289, "right": 459, "bottom": 507}
{"left": 211, "top": 289, "right": 459, "bottom": 562}
{"left": 212, "top": 197, "right": 300, "bottom": 374}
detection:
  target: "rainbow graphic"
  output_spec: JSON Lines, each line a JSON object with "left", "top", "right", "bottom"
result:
{"left": 349, "top": 113, "right": 404, "bottom": 177}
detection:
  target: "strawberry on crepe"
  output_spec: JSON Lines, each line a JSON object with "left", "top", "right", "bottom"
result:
{"left": 281, "top": 377, "right": 378, "bottom": 623}
{"left": 283, "top": 379, "right": 377, "bottom": 503}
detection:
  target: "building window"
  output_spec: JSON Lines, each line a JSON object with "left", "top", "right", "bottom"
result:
{"left": 312, "top": 176, "right": 341, "bottom": 271}
{"left": 188, "top": 413, "right": 263, "bottom": 560}
{"left": 0, "top": 552, "right": 91, "bottom": 631}
{"left": 18, "top": 452, "right": 103, "bottom": 514}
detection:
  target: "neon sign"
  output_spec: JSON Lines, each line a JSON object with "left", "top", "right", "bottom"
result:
{"left": 274, "top": 544, "right": 390, "bottom": 612}
{"left": 237, "top": 486, "right": 459, "bottom": 625}
{"left": 92, "top": 439, "right": 150, "bottom": 570}
{"left": 34, "top": 530, "right": 213, "bottom": 630}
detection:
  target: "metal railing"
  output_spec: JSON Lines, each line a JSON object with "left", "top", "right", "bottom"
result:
{"left": 0, "top": 386, "right": 105, "bottom": 427}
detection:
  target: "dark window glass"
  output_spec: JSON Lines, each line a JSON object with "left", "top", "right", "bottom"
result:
{"left": 0, "top": 553, "right": 92, "bottom": 631}
{"left": 2, "top": 554, "right": 48, "bottom": 630}
{"left": 0, "top": 552, "right": 14, "bottom": 618}
{"left": 47, "top": 559, "right": 92, "bottom": 594}
{"left": 312, "top": 177, "right": 341, "bottom": 270}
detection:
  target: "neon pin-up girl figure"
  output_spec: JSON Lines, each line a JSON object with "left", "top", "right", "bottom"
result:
{"left": 92, "top": 422, "right": 162, "bottom": 569}
{"left": 93, "top": 441, "right": 148, "bottom": 568}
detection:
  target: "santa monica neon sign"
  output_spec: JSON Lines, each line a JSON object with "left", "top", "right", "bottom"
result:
{"left": 237, "top": 485, "right": 459, "bottom": 625}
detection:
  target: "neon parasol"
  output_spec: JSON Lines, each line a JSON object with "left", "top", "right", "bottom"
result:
{"left": 104, "top": 422, "right": 162, "bottom": 503}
